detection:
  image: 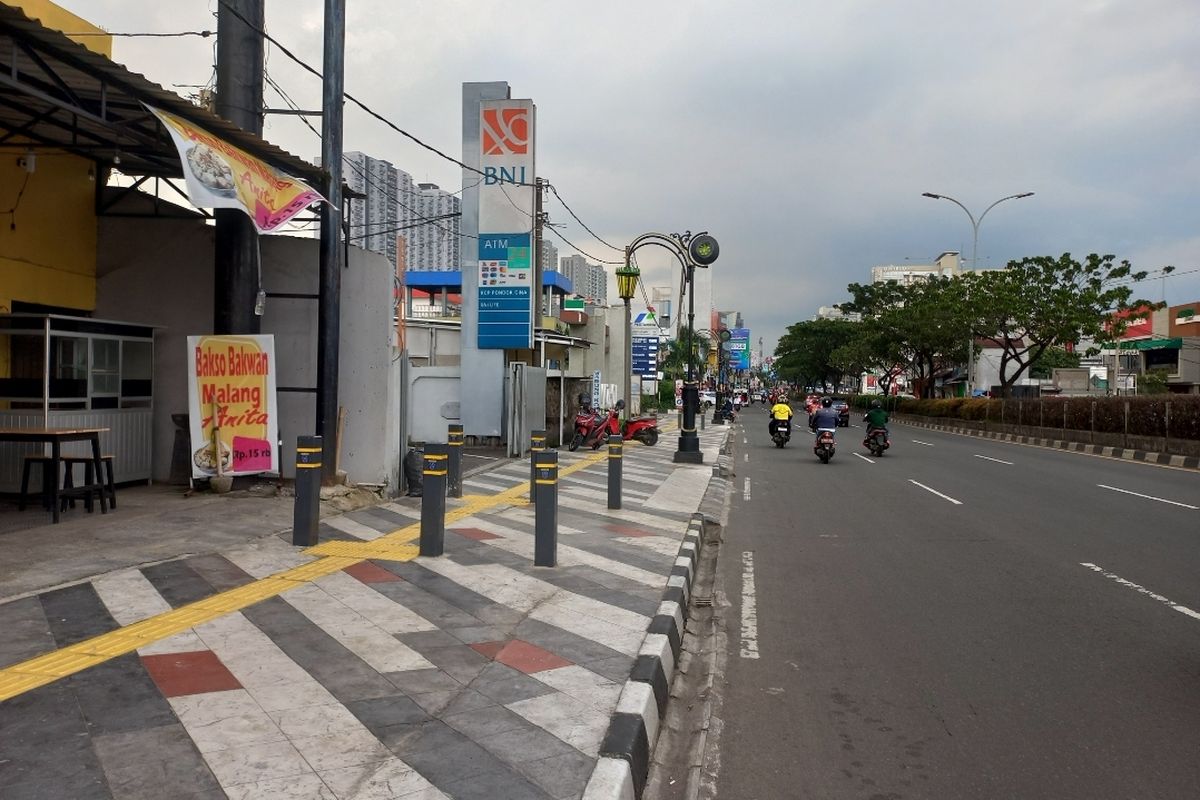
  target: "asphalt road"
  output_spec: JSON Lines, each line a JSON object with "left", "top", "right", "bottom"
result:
{"left": 713, "top": 406, "right": 1200, "bottom": 800}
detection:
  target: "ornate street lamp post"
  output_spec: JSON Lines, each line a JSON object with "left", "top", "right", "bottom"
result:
{"left": 921, "top": 191, "right": 1034, "bottom": 397}
{"left": 622, "top": 231, "right": 719, "bottom": 463}
{"left": 616, "top": 256, "right": 641, "bottom": 420}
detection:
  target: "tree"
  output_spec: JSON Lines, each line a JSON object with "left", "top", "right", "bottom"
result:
{"left": 964, "top": 253, "right": 1151, "bottom": 397}
{"left": 773, "top": 318, "right": 860, "bottom": 391}
{"left": 840, "top": 277, "right": 972, "bottom": 398}
{"left": 661, "top": 325, "right": 705, "bottom": 382}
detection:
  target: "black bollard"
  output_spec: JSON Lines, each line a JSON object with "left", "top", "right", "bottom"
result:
{"left": 533, "top": 450, "right": 558, "bottom": 567}
{"left": 447, "top": 424, "right": 463, "bottom": 498}
{"left": 607, "top": 434, "right": 623, "bottom": 510}
{"left": 419, "top": 443, "right": 448, "bottom": 557}
{"left": 292, "top": 435, "right": 322, "bottom": 546}
{"left": 528, "top": 429, "right": 546, "bottom": 503}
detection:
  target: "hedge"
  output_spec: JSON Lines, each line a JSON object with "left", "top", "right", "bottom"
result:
{"left": 849, "top": 395, "right": 1200, "bottom": 441}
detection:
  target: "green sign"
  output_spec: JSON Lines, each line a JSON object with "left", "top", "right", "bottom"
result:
{"left": 1119, "top": 337, "right": 1182, "bottom": 350}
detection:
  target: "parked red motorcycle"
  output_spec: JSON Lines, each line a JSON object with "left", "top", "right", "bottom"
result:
{"left": 569, "top": 404, "right": 605, "bottom": 451}
{"left": 594, "top": 400, "right": 659, "bottom": 447}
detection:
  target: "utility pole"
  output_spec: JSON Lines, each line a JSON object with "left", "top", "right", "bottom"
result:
{"left": 214, "top": 0, "right": 264, "bottom": 335}
{"left": 316, "top": 0, "right": 345, "bottom": 482}
{"left": 533, "top": 177, "right": 545, "bottom": 362}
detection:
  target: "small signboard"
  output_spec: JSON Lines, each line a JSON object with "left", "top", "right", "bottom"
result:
{"left": 187, "top": 335, "right": 279, "bottom": 478}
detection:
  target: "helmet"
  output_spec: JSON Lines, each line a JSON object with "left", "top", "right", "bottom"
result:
{"left": 821, "top": 397, "right": 833, "bottom": 408}
{"left": 871, "top": 399, "right": 881, "bottom": 408}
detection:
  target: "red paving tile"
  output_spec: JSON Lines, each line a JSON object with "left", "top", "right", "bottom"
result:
{"left": 469, "top": 640, "right": 507, "bottom": 660}
{"left": 604, "top": 524, "right": 655, "bottom": 537}
{"left": 344, "top": 561, "right": 403, "bottom": 583}
{"left": 493, "top": 639, "right": 573, "bottom": 673}
{"left": 451, "top": 527, "right": 502, "bottom": 541}
{"left": 141, "top": 650, "right": 242, "bottom": 697}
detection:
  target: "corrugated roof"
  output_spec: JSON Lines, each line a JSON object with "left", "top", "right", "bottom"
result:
{"left": 0, "top": 2, "right": 325, "bottom": 186}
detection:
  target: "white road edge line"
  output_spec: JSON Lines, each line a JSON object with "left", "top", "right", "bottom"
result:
{"left": 973, "top": 454, "right": 1014, "bottom": 465}
{"left": 743, "top": 477, "right": 751, "bottom": 501}
{"left": 908, "top": 479, "right": 963, "bottom": 505}
{"left": 853, "top": 452, "right": 875, "bottom": 464}
{"left": 1081, "top": 563, "right": 1200, "bottom": 621}
{"left": 744, "top": 453, "right": 749, "bottom": 463}
{"left": 1097, "top": 484, "right": 1198, "bottom": 510}
{"left": 912, "top": 439, "right": 934, "bottom": 447}
{"left": 740, "top": 551, "right": 761, "bottom": 659}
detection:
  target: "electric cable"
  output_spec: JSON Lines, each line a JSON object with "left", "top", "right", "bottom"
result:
{"left": 544, "top": 225, "right": 622, "bottom": 266}
{"left": 547, "top": 183, "right": 622, "bottom": 252}
{"left": 65, "top": 30, "right": 214, "bottom": 38}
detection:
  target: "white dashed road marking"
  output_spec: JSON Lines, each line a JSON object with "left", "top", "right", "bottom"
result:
{"left": 740, "top": 551, "right": 761, "bottom": 659}
{"left": 743, "top": 477, "right": 751, "bottom": 501}
{"left": 1097, "top": 484, "right": 1198, "bottom": 510}
{"left": 973, "top": 454, "right": 1014, "bottom": 465}
{"left": 908, "top": 479, "right": 963, "bottom": 505}
{"left": 744, "top": 453, "right": 749, "bottom": 462}
{"left": 853, "top": 452, "right": 875, "bottom": 464}
{"left": 1081, "top": 563, "right": 1200, "bottom": 621}
{"left": 912, "top": 439, "right": 934, "bottom": 447}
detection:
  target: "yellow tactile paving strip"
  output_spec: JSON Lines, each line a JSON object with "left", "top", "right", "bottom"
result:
{"left": 0, "top": 448, "right": 612, "bottom": 703}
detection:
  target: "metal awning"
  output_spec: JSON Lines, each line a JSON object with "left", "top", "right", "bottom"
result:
{"left": 0, "top": 3, "right": 324, "bottom": 186}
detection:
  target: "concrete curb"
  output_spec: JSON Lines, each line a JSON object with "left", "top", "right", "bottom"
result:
{"left": 904, "top": 419, "right": 1200, "bottom": 470}
{"left": 584, "top": 513, "right": 706, "bottom": 800}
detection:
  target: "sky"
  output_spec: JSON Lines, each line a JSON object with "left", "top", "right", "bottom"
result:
{"left": 70, "top": 0, "right": 1200, "bottom": 353}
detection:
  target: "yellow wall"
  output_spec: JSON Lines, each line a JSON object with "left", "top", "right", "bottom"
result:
{"left": 8, "top": 0, "right": 113, "bottom": 57}
{"left": 1, "top": 153, "right": 98, "bottom": 315}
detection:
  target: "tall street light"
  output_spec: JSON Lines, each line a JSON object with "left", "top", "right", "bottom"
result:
{"left": 616, "top": 255, "right": 641, "bottom": 420}
{"left": 921, "top": 191, "right": 1034, "bottom": 396}
{"left": 621, "top": 231, "right": 719, "bottom": 463}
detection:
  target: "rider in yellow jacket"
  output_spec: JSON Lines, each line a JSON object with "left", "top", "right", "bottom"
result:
{"left": 769, "top": 400, "right": 793, "bottom": 437}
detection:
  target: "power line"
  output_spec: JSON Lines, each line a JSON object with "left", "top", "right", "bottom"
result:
{"left": 544, "top": 225, "right": 623, "bottom": 266}
{"left": 214, "top": 0, "right": 532, "bottom": 186}
{"left": 66, "top": 30, "right": 214, "bottom": 38}
{"left": 547, "top": 184, "right": 622, "bottom": 252}
{"left": 347, "top": 213, "right": 462, "bottom": 243}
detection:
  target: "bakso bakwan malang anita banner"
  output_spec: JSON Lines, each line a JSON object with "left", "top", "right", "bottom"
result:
{"left": 145, "top": 105, "right": 324, "bottom": 232}
{"left": 187, "top": 335, "right": 280, "bottom": 479}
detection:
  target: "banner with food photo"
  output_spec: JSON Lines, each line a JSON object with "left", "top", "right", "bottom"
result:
{"left": 145, "top": 104, "right": 324, "bottom": 232}
{"left": 187, "top": 335, "right": 280, "bottom": 479}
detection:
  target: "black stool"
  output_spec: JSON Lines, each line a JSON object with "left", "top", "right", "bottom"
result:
{"left": 62, "top": 455, "right": 117, "bottom": 511}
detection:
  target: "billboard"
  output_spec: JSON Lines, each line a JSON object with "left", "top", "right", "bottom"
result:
{"left": 477, "top": 99, "right": 536, "bottom": 349}
{"left": 187, "top": 335, "right": 279, "bottom": 478}
{"left": 729, "top": 328, "right": 751, "bottom": 370}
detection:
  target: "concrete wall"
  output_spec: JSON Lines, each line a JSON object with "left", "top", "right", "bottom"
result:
{"left": 95, "top": 216, "right": 399, "bottom": 490}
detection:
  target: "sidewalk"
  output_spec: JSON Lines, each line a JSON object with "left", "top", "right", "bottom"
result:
{"left": 0, "top": 425, "right": 728, "bottom": 800}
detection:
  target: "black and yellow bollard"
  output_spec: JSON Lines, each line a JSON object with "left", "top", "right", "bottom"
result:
{"left": 420, "top": 443, "right": 448, "bottom": 557}
{"left": 528, "top": 429, "right": 546, "bottom": 504}
{"left": 292, "top": 435, "right": 322, "bottom": 546}
{"left": 533, "top": 450, "right": 558, "bottom": 567}
{"left": 607, "top": 434, "right": 623, "bottom": 510}
{"left": 447, "top": 424, "right": 464, "bottom": 498}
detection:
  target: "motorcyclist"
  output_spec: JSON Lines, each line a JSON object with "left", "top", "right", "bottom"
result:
{"left": 809, "top": 396, "right": 840, "bottom": 438}
{"left": 769, "top": 398, "right": 793, "bottom": 438}
{"left": 864, "top": 399, "right": 889, "bottom": 437}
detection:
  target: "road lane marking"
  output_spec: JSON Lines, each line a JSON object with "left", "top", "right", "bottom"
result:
{"left": 740, "top": 551, "right": 761, "bottom": 659}
{"left": 853, "top": 452, "right": 875, "bottom": 464}
{"left": 908, "top": 480, "right": 963, "bottom": 505}
{"left": 912, "top": 439, "right": 934, "bottom": 447}
{"left": 973, "top": 454, "right": 1013, "bottom": 465}
{"left": 1097, "top": 484, "right": 1198, "bottom": 510}
{"left": 743, "top": 477, "right": 751, "bottom": 501}
{"left": 744, "top": 453, "right": 748, "bottom": 463}
{"left": 1081, "top": 563, "right": 1200, "bottom": 621}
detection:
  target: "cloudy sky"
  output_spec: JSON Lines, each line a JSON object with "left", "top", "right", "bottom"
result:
{"left": 74, "top": 0, "right": 1200, "bottom": 352}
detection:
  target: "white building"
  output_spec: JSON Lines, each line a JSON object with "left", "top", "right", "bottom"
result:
{"left": 815, "top": 305, "right": 861, "bottom": 322}
{"left": 871, "top": 251, "right": 961, "bottom": 285}
{"left": 343, "top": 151, "right": 413, "bottom": 271}
{"left": 539, "top": 239, "right": 559, "bottom": 275}
{"left": 560, "top": 254, "right": 608, "bottom": 304}
{"left": 408, "top": 183, "right": 461, "bottom": 271}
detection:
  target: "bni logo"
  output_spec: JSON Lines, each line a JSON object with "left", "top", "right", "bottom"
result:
{"left": 481, "top": 107, "right": 530, "bottom": 155}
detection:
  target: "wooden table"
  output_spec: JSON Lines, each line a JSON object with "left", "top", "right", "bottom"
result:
{"left": 0, "top": 427, "right": 109, "bottom": 523}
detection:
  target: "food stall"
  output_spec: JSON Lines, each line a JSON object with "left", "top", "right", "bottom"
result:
{"left": 0, "top": 314, "right": 154, "bottom": 492}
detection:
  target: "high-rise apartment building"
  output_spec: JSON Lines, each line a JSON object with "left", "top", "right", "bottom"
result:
{"left": 342, "top": 151, "right": 412, "bottom": 270}
{"left": 408, "top": 183, "right": 461, "bottom": 271}
{"left": 560, "top": 254, "right": 607, "bottom": 304}
{"left": 539, "top": 240, "right": 559, "bottom": 275}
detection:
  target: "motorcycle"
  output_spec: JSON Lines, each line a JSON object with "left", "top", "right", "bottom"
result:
{"left": 864, "top": 427, "right": 890, "bottom": 457}
{"left": 771, "top": 418, "right": 791, "bottom": 448}
{"left": 569, "top": 406, "right": 605, "bottom": 451}
{"left": 591, "top": 400, "right": 660, "bottom": 448}
{"left": 813, "top": 429, "right": 836, "bottom": 463}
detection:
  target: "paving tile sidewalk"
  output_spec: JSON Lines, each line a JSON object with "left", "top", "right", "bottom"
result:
{"left": 0, "top": 426, "right": 726, "bottom": 800}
